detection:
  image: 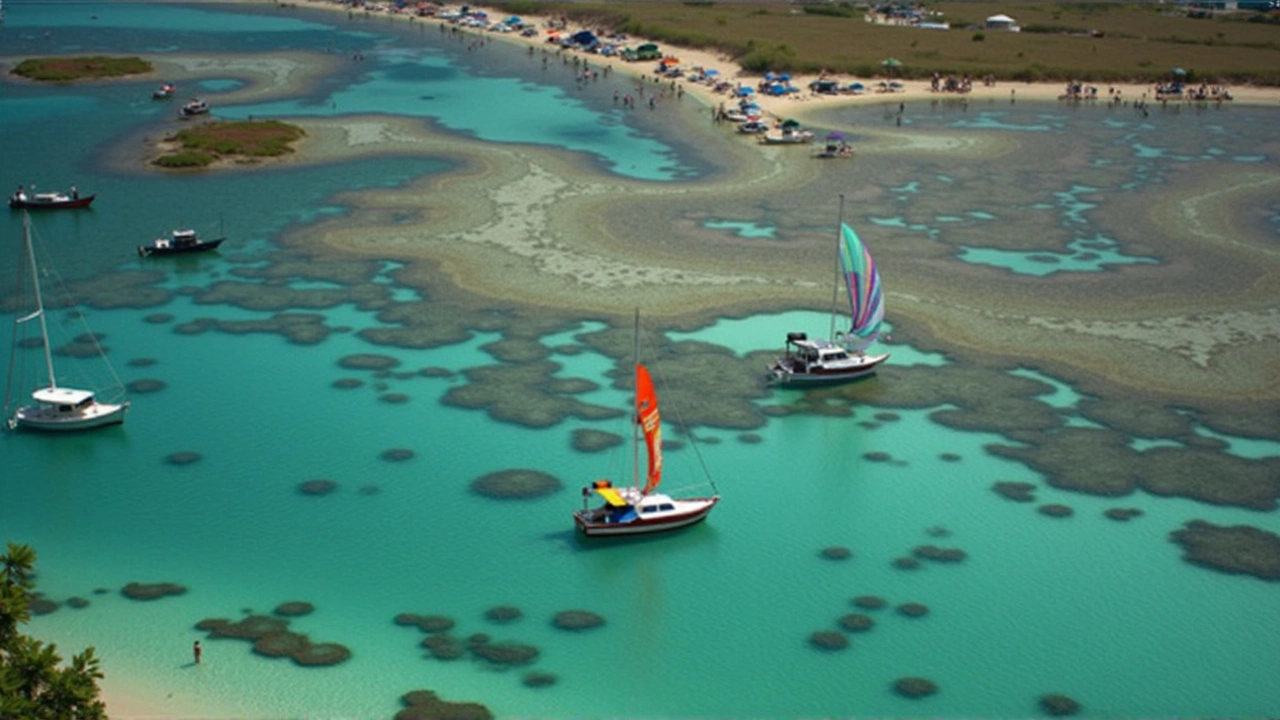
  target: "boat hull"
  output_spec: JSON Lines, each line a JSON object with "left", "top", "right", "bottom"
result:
{"left": 138, "top": 238, "right": 225, "bottom": 257}
{"left": 11, "top": 401, "right": 129, "bottom": 432}
{"left": 574, "top": 497, "right": 719, "bottom": 537}
{"left": 9, "top": 195, "right": 95, "bottom": 210}
{"left": 769, "top": 353, "right": 889, "bottom": 386}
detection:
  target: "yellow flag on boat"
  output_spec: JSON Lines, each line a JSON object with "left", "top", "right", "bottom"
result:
{"left": 595, "top": 487, "right": 627, "bottom": 507}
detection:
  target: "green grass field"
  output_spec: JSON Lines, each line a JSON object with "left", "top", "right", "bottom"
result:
{"left": 494, "top": 1, "right": 1280, "bottom": 84}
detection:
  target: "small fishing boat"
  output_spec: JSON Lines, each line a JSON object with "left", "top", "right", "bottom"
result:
{"left": 153, "top": 83, "right": 176, "bottom": 99}
{"left": 769, "top": 197, "right": 889, "bottom": 386}
{"left": 759, "top": 119, "right": 814, "bottom": 145}
{"left": 180, "top": 98, "right": 209, "bottom": 117}
{"left": 138, "top": 227, "right": 225, "bottom": 257}
{"left": 8, "top": 186, "right": 94, "bottom": 210}
{"left": 737, "top": 120, "right": 769, "bottom": 135}
{"left": 574, "top": 312, "right": 720, "bottom": 537}
{"left": 5, "top": 212, "right": 130, "bottom": 431}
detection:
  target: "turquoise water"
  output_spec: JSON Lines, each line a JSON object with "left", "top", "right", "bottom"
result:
{"left": 3, "top": 4, "right": 1280, "bottom": 719}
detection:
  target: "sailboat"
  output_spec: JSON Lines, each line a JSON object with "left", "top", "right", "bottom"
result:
{"left": 5, "top": 212, "right": 130, "bottom": 431}
{"left": 574, "top": 312, "right": 720, "bottom": 537}
{"left": 768, "top": 196, "right": 889, "bottom": 385}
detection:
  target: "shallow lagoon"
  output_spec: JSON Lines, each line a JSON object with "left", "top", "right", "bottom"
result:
{"left": 2, "top": 3, "right": 1280, "bottom": 718}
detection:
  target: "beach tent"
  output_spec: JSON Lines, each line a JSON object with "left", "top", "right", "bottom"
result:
{"left": 985, "top": 14, "right": 1020, "bottom": 30}
{"left": 570, "top": 30, "right": 598, "bottom": 47}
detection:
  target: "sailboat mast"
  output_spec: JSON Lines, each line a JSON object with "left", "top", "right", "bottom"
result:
{"left": 631, "top": 308, "right": 641, "bottom": 491}
{"left": 22, "top": 212, "right": 57, "bottom": 390}
{"left": 829, "top": 194, "right": 845, "bottom": 342}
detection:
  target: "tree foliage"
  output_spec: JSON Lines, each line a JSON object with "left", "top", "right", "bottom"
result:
{"left": 0, "top": 542, "right": 106, "bottom": 720}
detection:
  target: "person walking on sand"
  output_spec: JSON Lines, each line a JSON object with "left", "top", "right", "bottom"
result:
{"left": 193, "top": 640, "right": 202, "bottom": 664}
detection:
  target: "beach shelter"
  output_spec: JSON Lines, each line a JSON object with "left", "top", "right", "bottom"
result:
{"left": 781, "top": 118, "right": 801, "bottom": 129}
{"left": 880, "top": 58, "right": 903, "bottom": 68}
{"left": 826, "top": 131, "right": 844, "bottom": 141}
{"left": 570, "top": 30, "right": 598, "bottom": 47}
{"left": 984, "top": 13, "right": 1019, "bottom": 30}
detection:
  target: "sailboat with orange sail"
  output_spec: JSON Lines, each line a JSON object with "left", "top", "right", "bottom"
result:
{"left": 574, "top": 312, "right": 720, "bottom": 537}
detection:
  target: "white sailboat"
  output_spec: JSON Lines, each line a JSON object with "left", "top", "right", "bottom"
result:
{"left": 5, "top": 211, "right": 130, "bottom": 431}
{"left": 769, "top": 196, "right": 889, "bottom": 385}
{"left": 574, "top": 311, "right": 720, "bottom": 537}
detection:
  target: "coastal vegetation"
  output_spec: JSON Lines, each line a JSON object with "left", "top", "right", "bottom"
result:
{"left": 0, "top": 543, "right": 107, "bottom": 719}
{"left": 10, "top": 56, "right": 151, "bottom": 82}
{"left": 494, "top": 1, "right": 1280, "bottom": 85}
{"left": 153, "top": 120, "right": 306, "bottom": 168}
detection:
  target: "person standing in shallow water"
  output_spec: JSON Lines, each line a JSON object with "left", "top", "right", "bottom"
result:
{"left": 193, "top": 640, "right": 202, "bottom": 664}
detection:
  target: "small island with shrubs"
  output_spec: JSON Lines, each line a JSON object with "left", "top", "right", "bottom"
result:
{"left": 153, "top": 120, "right": 307, "bottom": 169}
{"left": 11, "top": 55, "right": 152, "bottom": 82}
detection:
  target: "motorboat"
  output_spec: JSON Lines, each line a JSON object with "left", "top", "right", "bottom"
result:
{"left": 138, "top": 228, "right": 225, "bottom": 257}
{"left": 180, "top": 98, "right": 209, "bottom": 117}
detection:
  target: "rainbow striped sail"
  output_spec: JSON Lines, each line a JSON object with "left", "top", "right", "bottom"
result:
{"left": 837, "top": 222, "right": 884, "bottom": 351}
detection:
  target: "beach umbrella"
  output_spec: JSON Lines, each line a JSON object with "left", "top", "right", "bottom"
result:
{"left": 1172, "top": 67, "right": 1187, "bottom": 76}
{"left": 781, "top": 118, "right": 801, "bottom": 129}
{"left": 705, "top": 69, "right": 719, "bottom": 76}
{"left": 881, "top": 58, "right": 903, "bottom": 67}
{"left": 737, "top": 87, "right": 754, "bottom": 96}
{"left": 826, "top": 131, "right": 844, "bottom": 140}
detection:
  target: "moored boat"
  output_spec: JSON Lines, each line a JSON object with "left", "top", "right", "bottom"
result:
{"left": 180, "top": 98, "right": 209, "bottom": 117}
{"left": 574, "top": 311, "right": 720, "bottom": 537}
{"left": 5, "top": 212, "right": 129, "bottom": 431}
{"left": 8, "top": 186, "right": 94, "bottom": 210}
{"left": 138, "top": 227, "right": 225, "bottom": 257}
{"left": 153, "top": 83, "right": 176, "bottom": 99}
{"left": 769, "top": 197, "right": 889, "bottom": 386}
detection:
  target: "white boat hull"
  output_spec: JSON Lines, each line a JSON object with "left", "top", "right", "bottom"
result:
{"left": 11, "top": 400, "right": 129, "bottom": 431}
{"left": 575, "top": 496, "right": 719, "bottom": 537}
{"left": 769, "top": 353, "right": 889, "bottom": 386}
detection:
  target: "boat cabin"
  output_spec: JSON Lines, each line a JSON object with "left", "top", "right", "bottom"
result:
{"left": 32, "top": 387, "right": 97, "bottom": 414}
{"left": 783, "top": 332, "right": 852, "bottom": 367}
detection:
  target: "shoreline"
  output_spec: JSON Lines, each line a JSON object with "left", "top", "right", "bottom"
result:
{"left": 288, "top": 0, "right": 1280, "bottom": 126}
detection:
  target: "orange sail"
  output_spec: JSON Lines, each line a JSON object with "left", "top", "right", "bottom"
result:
{"left": 636, "top": 363, "right": 663, "bottom": 494}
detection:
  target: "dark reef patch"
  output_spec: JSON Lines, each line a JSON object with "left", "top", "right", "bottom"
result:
{"left": 396, "top": 689, "right": 493, "bottom": 720}
{"left": 851, "top": 595, "right": 887, "bottom": 610}
{"left": 1039, "top": 503, "right": 1074, "bottom": 518}
{"left": 122, "top": 582, "right": 187, "bottom": 601}
{"left": 1104, "top": 507, "right": 1144, "bottom": 521}
{"left": 837, "top": 613, "right": 875, "bottom": 632}
{"left": 1169, "top": 520, "right": 1280, "bottom": 580}
{"left": 144, "top": 313, "right": 174, "bottom": 324}
{"left": 913, "top": 545, "right": 966, "bottom": 563}
{"left": 471, "top": 469, "right": 562, "bottom": 500}
{"left": 332, "top": 378, "right": 365, "bottom": 389}
{"left": 381, "top": 448, "right": 416, "bottom": 462}
{"left": 892, "top": 557, "right": 922, "bottom": 570}
{"left": 274, "top": 601, "right": 315, "bottom": 617}
{"left": 127, "top": 378, "right": 167, "bottom": 394}
{"left": 522, "top": 671, "right": 557, "bottom": 688}
{"left": 893, "top": 676, "right": 938, "bottom": 699}
{"left": 379, "top": 392, "right": 411, "bottom": 404}
{"left": 299, "top": 479, "right": 338, "bottom": 496}
{"left": 165, "top": 451, "right": 202, "bottom": 466}
{"left": 483, "top": 605, "right": 523, "bottom": 624}
{"left": 809, "top": 630, "right": 849, "bottom": 651}
{"left": 338, "top": 353, "right": 401, "bottom": 371}
{"left": 396, "top": 613, "right": 456, "bottom": 633}
{"left": 897, "top": 602, "right": 929, "bottom": 618}
{"left": 820, "top": 546, "right": 853, "bottom": 561}
{"left": 571, "top": 428, "right": 623, "bottom": 453}
{"left": 127, "top": 357, "right": 158, "bottom": 367}
{"left": 1039, "top": 693, "right": 1082, "bottom": 716}
{"left": 987, "top": 427, "right": 1280, "bottom": 510}
{"left": 992, "top": 480, "right": 1037, "bottom": 503}
{"left": 552, "top": 609, "right": 605, "bottom": 631}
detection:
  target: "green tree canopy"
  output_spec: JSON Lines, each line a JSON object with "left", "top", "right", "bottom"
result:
{"left": 1, "top": 542, "right": 106, "bottom": 720}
